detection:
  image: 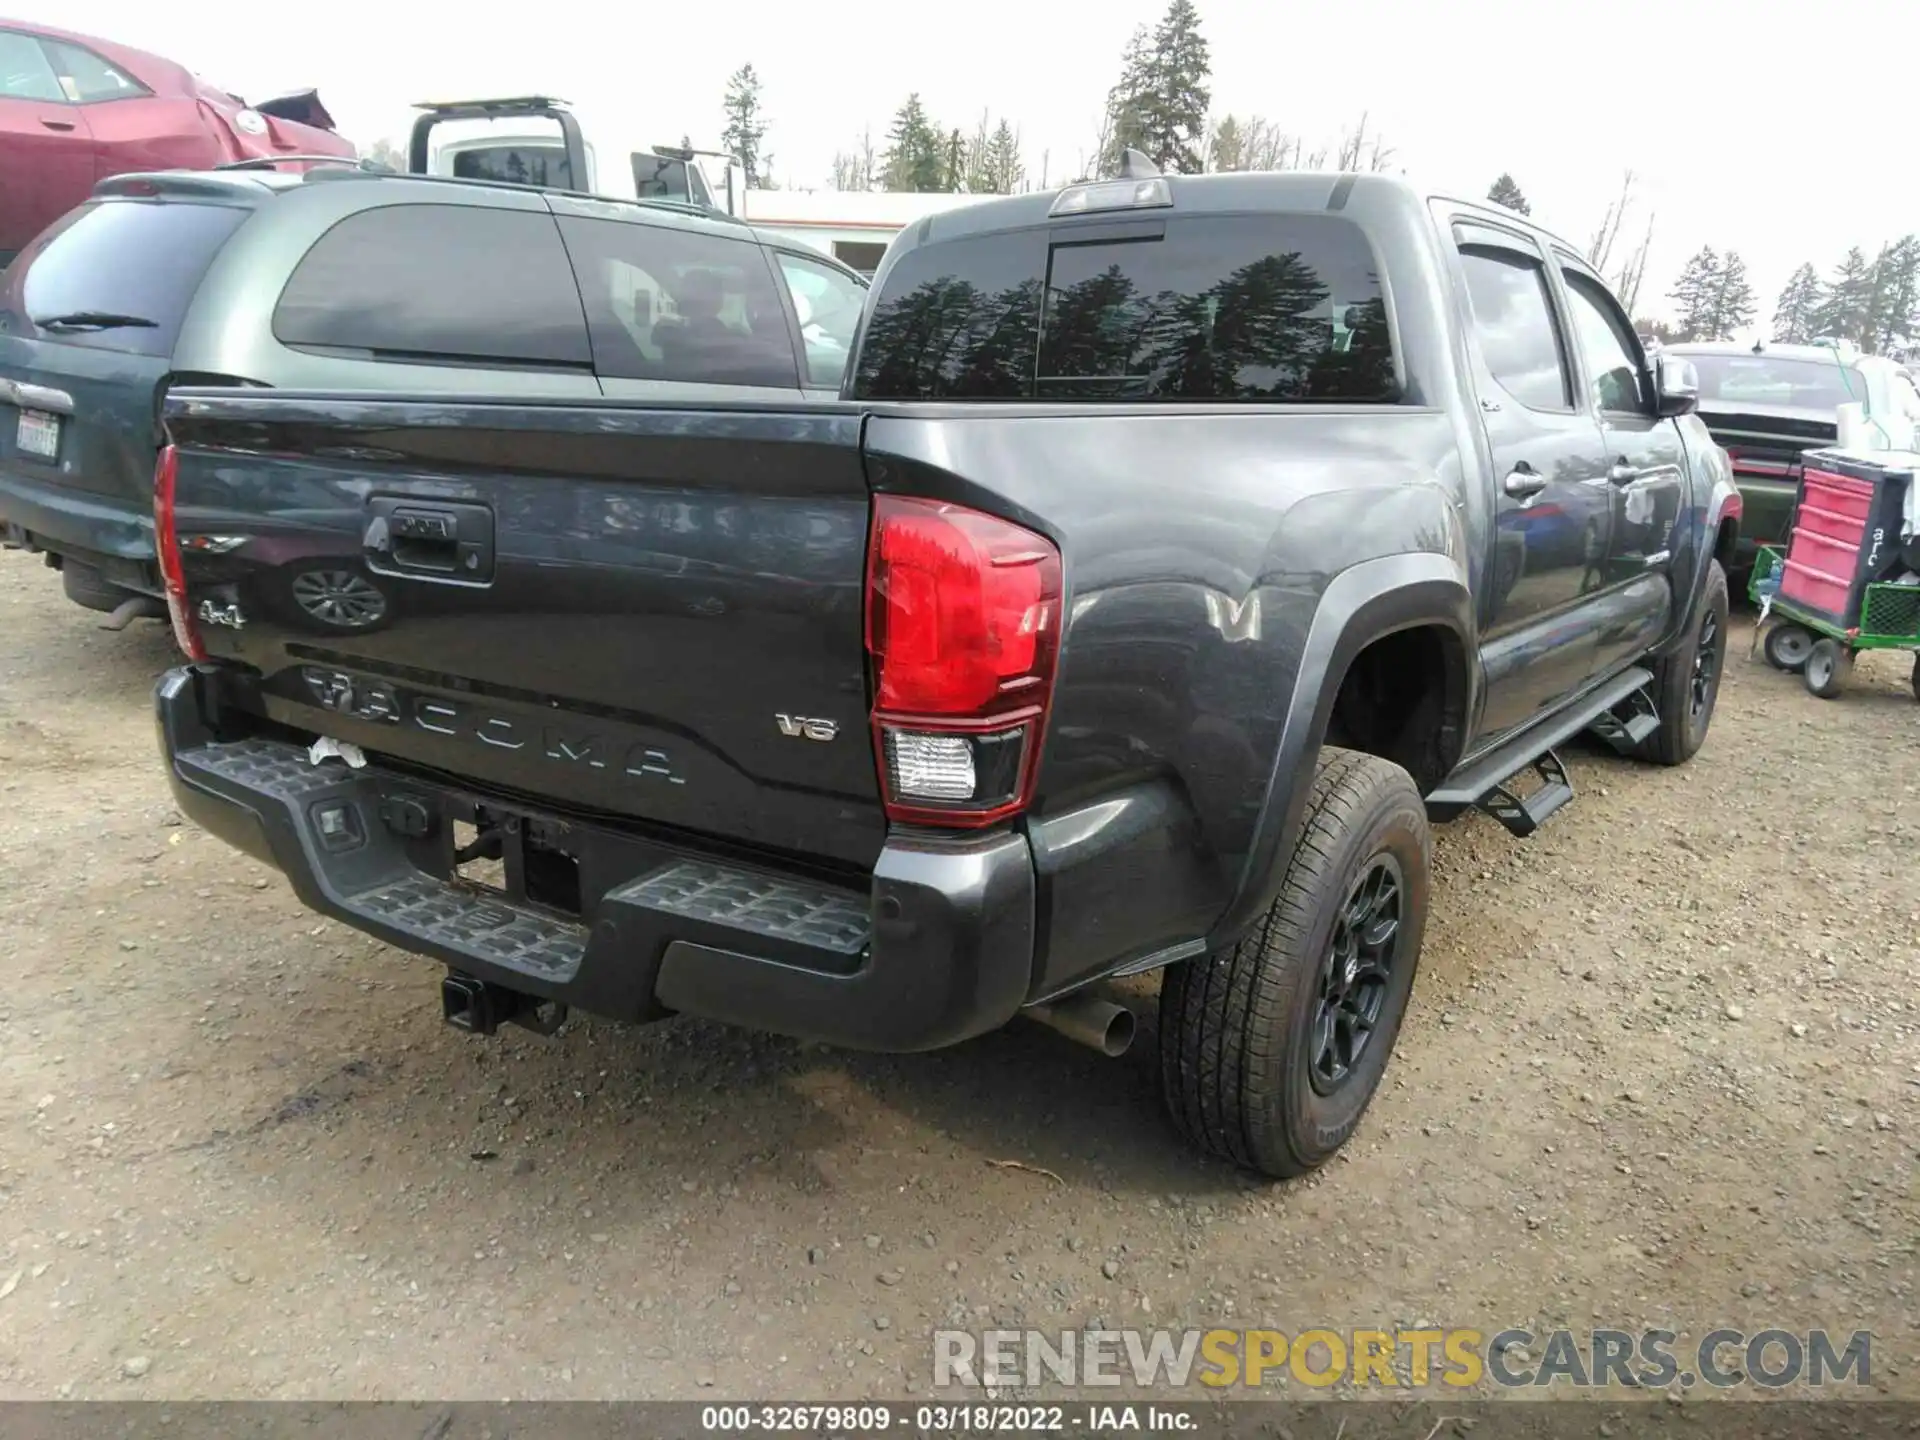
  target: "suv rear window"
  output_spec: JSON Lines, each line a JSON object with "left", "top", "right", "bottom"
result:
{"left": 5, "top": 200, "right": 249, "bottom": 358}
{"left": 853, "top": 213, "right": 1395, "bottom": 402}
{"left": 274, "top": 204, "right": 592, "bottom": 369}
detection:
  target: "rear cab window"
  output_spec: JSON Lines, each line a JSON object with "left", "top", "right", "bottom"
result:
{"left": 852, "top": 211, "right": 1396, "bottom": 402}
{"left": 3, "top": 199, "right": 251, "bottom": 358}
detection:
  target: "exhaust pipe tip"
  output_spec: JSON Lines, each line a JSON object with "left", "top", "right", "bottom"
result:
{"left": 1025, "top": 995, "right": 1136, "bottom": 1058}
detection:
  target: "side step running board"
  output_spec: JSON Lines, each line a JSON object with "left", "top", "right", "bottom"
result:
{"left": 1587, "top": 685, "right": 1659, "bottom": 754}
{"left": 1474, "top": 749, "right": 1573, "bottom": 837}
{"left": 1427, "top": 665, "right": 1657, "bottom": 836}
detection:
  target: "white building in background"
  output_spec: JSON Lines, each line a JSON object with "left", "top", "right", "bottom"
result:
{"left": 740, "top": 190, "right": 994, "bottom": 276}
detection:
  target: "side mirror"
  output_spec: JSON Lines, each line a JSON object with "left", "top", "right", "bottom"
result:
{"left": 1655, "top": 355, "right": 1698, "bottom": 417}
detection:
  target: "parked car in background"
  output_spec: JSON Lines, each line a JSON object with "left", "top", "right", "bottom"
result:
{"left": 0, "top": 19, "right": 353, "bottom": 265}
{"left": 0, "top": 166, "right": 868, "bottom": 623}
{"left": 1665, "top": 340, "right": 1920, "bottom": 575}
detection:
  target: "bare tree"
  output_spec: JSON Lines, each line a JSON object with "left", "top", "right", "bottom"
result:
{"left": 1586, "top": 171, "right": 1637, "bottom": 275}
{"left": 1333, "top": 113, "right": 1395, "bottom": 172}
{"left": 1245, "top": 118, "right": 1295, "bottom": 171}
{"left": 1613, "top": 211, "right": 1658, "bottom": 315}
{"left": 829, "top": 126, "right": 877, "bottom": 191}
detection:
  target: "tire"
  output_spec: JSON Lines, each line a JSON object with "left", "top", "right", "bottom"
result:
{"left": 1636, "top": 558, "right": 1728, "bottom": 765}
{"left": 1911, "top": 655, "right": 1920, "bottom": 705}
{"left": 1763, "top": 622, "right": 1815, "bottom": 673}
{"left": 1158, "top": 747, "right": 1429, "bottom": 1178}
{"left": 59, "top": 560, "right": 135, "bottom": 615}
{"left": 1804, "top": 638, "right": 1848, "bottom": 699}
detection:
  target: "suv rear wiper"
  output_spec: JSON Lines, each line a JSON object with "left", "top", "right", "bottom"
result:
{"left": 32, "top": 311, "right": 159, "bottom": 333}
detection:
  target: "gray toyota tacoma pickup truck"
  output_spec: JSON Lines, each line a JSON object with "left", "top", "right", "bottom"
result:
{"left": 151, "top": 167, "right": 1741, "bottom": 1177}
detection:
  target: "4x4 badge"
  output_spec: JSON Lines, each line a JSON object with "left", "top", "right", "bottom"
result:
{"left": 197, "top": 598, "right": 245, "bottom": 629}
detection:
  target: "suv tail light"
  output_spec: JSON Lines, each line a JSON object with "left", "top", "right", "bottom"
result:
{"left": 865, "top": 495, "right": 1062, "bottom": 828}
{"left": 153, "top": 443, "right": 206, "bottom": 661}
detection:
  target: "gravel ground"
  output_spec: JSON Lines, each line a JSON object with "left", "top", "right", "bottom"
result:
{"left": 0, "top": 545, "right": 1915, "bottom": 1403}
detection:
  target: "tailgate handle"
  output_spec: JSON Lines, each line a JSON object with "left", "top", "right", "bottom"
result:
{"left": 364, "top": 499, "right": 495, "bottom": 583}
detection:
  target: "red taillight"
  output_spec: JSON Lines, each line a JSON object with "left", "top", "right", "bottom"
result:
{"left": 865, "top": 495, "right": 1062, "bottom": 828}
{"left": 153, "top": 444, "right": 206, "bottom": 661}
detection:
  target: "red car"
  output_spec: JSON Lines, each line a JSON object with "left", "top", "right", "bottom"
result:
{"left": 0, "top": 18, "right": 354, "bottom": 262}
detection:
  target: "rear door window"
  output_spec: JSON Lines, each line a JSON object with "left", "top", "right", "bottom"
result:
{"left": 855, "top": 213, "right": 1394, "bottom": 402}
{"left": 775, "top": 251, "right": 867, "bottom": 387}
{"left": 557, "top": 215, "right": 800, "bottom": 388}
{"left": 1457, "top": 245, "right": 1572, "bottom": 411}
{"left": 42, "top": 39, "right": 148, "bottom": 103}
{"left": 274, "top": 204, "right": 592, "bottom": 368}
{"left": 4, "top": 199, "right": 250, "bottom": 357}
{"left": 0, "top": 30, "right": 64, "bottom": 102}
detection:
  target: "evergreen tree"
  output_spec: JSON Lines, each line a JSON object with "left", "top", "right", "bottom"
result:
{"left": 880, "top": 94, "right": 946, "bottom": 192}
{"left": 941, "top": 128, "right": 967, "bottom": 193}
{"left": 982, "top": 119, "right": 1024, "bottom": 193}
{"left": 961, "top": 111, "right": 993, "bottom": 193}
{"left": 1486, "top": 173, "right": 1530, "bottom": 215}
{"left": 1208, "top": 115, "right": 1245, "bottom": 172}
{"left": 720, "top": 63, "right": 771, "bottom": 189}
{"left": 1098, "top": 25, "right": 1154, "bottom": 175}
{"left": 1863, "top": 237, "right": 1920, "bottom": 353}
{"left": 1668, "top": 246, "right": 1722, "bottom": 341}
{"left": 1813, "top": 248, "right": 1873, "bottom": 344}
{"left": 1101, "top": 0, "right": 1211, "bottom": 175}
{"left": 1702, "top": 250, "right": 1756, "bottom": 341}
{"left": 1771, "top": 263, "right": 1823, "bottom": 344}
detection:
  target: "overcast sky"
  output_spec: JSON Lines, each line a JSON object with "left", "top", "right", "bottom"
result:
{"left": 40, "top": 0, "right": 1914, "bottom": 326}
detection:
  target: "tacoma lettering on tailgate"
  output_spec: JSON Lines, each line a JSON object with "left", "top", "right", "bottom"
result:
{"left": 301, "top": 667, "right": 686, "bottom": 785}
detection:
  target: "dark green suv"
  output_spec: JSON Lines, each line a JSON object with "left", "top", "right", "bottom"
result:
{"left": 0, "top": 166, "right": 868, "bottom": 622}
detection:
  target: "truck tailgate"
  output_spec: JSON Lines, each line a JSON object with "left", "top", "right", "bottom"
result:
{"left": 163, "top": 394, "right": 884, "bottom": 869}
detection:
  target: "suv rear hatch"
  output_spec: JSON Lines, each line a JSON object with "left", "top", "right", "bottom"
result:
{"left": 0, "top": 192, "right": 252, "bottom": 589}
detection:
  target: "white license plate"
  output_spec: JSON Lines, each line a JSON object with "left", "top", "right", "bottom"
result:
{"left": 16, "top": 409, "right": 60, "bottom": 460}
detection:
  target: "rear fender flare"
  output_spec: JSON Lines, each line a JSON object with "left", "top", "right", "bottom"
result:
{"left": 1205, "top": 551, "right": 1475, "bottom": 952}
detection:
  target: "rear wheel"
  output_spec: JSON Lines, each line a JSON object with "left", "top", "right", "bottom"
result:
{"left": 1158, "top": 748, "right": 1429, "bottom": 1178}
{"left": 1763, "top": 622, "right": 1815, "bottom": 673}
{"left": 1804, "top": 639, "right": 1848, "bottom": 699}
{"left": 1636, "top": 559, "right": 1727, "bottom": 765}
{"left": 1910, "top": 655, "right": 1920, "bottom": 705}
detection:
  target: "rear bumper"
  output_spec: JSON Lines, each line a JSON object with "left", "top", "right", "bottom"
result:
{"left": 155, "top": 666, "right": 1036, "bottom": 1052}
{"left": 0, "top": 467, "right": 160, "bottom": 595}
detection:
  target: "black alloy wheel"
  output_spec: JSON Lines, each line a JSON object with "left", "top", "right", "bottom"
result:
{"left": 1309, "top": 855, "right": 1405, "bottom": 1095}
